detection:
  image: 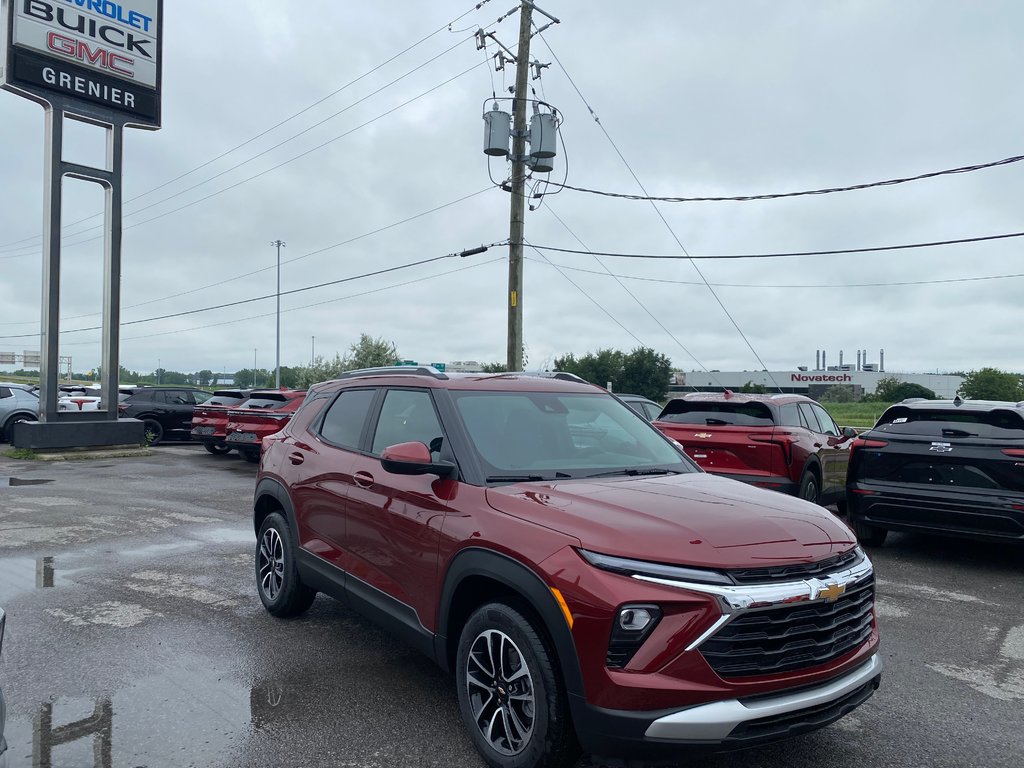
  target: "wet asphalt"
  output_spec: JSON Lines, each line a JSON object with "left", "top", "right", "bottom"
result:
{"left": 0, "top": 447, "right": 1021, "bottom": 768}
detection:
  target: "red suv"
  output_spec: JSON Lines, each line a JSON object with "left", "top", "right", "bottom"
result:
{"left": 225, "top": 390, "right": 306, "bottom": 463}
{"left": 653, "top": 392, "right": 857, "bottom": 508}
{"left": 254, "top": 369, "right": 879, "bottom": 767}
{"left": 191, "top": 389, "right": 253, "bottom": 455}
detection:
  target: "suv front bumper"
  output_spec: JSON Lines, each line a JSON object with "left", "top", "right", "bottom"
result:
{"left": 574, "top": 655, "right": 881, "bottom": 757}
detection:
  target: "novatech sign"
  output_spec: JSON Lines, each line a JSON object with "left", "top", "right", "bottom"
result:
{"left": 2, "top": 0, "right": 162, "bottom": 125}
{"left": 791, "top": 373, "right": 853, "bottom": 383}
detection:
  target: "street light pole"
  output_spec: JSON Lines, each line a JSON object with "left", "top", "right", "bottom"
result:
{"left": 271, "top": 240, "right": 286, "bottom": 389}
{"left": 311, "top": 335, "right": 315, "bottom": 365}
{"left": 253, "top": 348, "right": 257, "bottom": 388}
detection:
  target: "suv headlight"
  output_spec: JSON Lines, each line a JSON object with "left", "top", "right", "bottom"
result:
{"left": 578, "top": 549, "right": 734, "bottom": 586}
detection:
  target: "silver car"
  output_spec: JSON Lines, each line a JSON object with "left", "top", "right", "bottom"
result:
{"left": 0, "top": 383, "right": 39, "bottom": 442}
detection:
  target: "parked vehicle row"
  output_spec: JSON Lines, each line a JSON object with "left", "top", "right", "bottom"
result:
{"left": 251, "top": 367, "right": 880, "bottom": 768}
{"left": 191, "top": 389, "right": 306, "bottom": 461}
{"left": 647, "top": 391, "right": 1024, "bottom": 548}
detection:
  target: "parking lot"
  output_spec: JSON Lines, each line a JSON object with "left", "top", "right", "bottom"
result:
{"left": 0, "top": 446, "right": 1022, "bottom": 768}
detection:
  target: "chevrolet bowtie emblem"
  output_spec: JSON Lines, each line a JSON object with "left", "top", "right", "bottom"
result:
{"left": 817, "top": 582, "right": 846, "bottom": 602}
{"left": 694, "top": 432, "right": 713, "bottom": 438}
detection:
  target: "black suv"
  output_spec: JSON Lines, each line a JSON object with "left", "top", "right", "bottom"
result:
{"left": 117, "top": 386, "right": 213, "bottom": 445}
{"left": 847, "top": 397, "right": 1024, "bottom": 546}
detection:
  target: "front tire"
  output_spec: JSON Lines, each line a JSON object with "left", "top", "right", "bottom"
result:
{"left": 242, "top": 448, "right": 260, "bottom": 464}
{"left": 455, "top": 601, "right": 579, "bottom": 768}
{"left": 256, "top": 512, "right": 316, "bottom": 617}
{"left": 851, "top": 517, "right": 888, "bottom": 547}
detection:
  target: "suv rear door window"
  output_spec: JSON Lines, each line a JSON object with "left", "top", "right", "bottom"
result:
{"left": 798, "top": 403, "right": 824, "bottom": 434}
{"left": 659, "top": 401, "right": 775, "bottom": 427}
{"left": 810, "top": 404, "right": 840, "bottom": 436}
{"left": 319, "top": 389, "right": 376, "bottom": 449}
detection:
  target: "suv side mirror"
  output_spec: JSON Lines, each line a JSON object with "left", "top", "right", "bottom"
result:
{"left": 380, "top": 441, "right": 457, "bottom": 477}
{"left": 842, "top": 426, "right": 858, "bottom": 438}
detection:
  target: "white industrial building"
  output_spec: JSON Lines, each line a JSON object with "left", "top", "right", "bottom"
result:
{"left": 674, "top": 370, "right": 963, "bottom": 398}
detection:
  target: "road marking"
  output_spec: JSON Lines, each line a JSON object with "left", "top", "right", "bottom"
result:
{"left": 927, "top": 625, "right": 1024, "bottom": 702}
{"left": 125, "top": 569, "right": 240, "bottom": 608}
{"left": 46, "top": 600, "right": 159, "bottom": 628}
{"left": 874, "top": 599, "right": 909, "bottom": 618}
{"left": 875, "top": 578, "right": 996, "bottom": 606}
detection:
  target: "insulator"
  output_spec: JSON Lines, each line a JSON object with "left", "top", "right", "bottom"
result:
{"left": 528, "top": 110, "right": 557, "bottom": 159}
{"left": 483, "top": 104, "right": 511, "bottom": 157}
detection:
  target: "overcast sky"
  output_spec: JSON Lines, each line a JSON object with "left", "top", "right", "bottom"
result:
{"left": 1, "top": 0, "right": 1022, "bottom": 378}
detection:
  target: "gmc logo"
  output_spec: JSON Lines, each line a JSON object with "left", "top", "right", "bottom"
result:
{"left": 47, "top": 31, "right": 134, "bottom": 77}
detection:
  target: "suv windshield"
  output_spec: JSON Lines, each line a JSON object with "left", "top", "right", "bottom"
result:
{"left": 658, "top": 400, "right": 775, "bottom": 427}
{"left": 451, "top": 390, "right": 692, "bottom": 479}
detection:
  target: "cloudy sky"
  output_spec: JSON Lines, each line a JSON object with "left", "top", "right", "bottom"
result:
{"left": 1, "top": 0, "right": 1021, "bottom": 379}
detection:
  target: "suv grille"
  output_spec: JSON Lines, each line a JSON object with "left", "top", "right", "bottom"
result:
{"left": 727, "top": 549, "right": 861, "bottom": 584}
{"left": 700, "top": 574, "right": 874, "bottom": 678}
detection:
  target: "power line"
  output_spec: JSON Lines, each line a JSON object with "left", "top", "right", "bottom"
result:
{"left": 0, "top": 61, "right": 487, "bottom": 263}
{"left": 0, "top": 0, "right": 495, "bottom": 254}
{"left": 60, "top": 258, "right": 506, "bottom": 348}
{"left": 526, "top": 230, "right": 1024, "bottom": 260}
{"left": 0, "top": 191, "right": 495, "bottom": 329}
{"left": 535, "top": 30, "right": 782, "bottom": 392}
{"left": 540, "top": 153, "right": 1024, "bottom": 203}
{"left": 523, "top": 256, "right": 1024, "bottom": 289}
{"left": 543, "top": 207, "right": 716, "bottom": 389}
{"left": 0, "top": 244, "right": 503, "bottom": 341}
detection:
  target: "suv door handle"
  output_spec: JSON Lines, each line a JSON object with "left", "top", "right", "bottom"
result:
{"left": 354, "top": 471, "right": 374, "bottom": 488}
{"left": 288, "top": 451, "right": 304, "bottom": 465}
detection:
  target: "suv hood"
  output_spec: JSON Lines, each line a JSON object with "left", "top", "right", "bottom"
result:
{"left": 485, "top": 473, "right": 855, "bottom": 569}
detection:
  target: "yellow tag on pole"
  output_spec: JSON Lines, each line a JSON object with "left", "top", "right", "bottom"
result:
{"left": 510, "top": 290, "right": 518, "bottom": 307}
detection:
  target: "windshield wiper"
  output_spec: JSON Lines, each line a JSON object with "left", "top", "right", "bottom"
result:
{"left": 486, "top": 472, "right": 571, "bottom": 483}
{"left": 584, "top": 468, "right": 682, "bottom": 479}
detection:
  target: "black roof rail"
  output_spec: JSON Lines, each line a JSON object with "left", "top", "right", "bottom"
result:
{"left": 336, "top": 365, "right": 449, "bottom": 381}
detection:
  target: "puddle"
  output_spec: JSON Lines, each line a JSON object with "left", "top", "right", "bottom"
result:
{"left": 2, "top": 476, "right": 54, "bottom": 486}
{"left": 0, "top": 556, "right": 80, "bottom": 601}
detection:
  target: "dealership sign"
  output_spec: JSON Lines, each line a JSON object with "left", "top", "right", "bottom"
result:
{"left": 1, "top": 0, "right": 162, "bottom": 125}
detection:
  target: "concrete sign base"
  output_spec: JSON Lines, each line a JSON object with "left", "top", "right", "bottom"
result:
{"left": 13, "top": 419, "right": 146, "bottom": 451}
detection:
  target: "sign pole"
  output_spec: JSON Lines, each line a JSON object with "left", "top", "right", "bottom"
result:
{"left": 38, "top": 104, "right": 64, "bottom": 422}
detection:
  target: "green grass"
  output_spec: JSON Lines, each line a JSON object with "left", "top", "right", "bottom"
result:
{"left": 3, "top": 448, "right": 38, "bottom": 460}
{"left": 822, "top": 402, "right": 894, "bottom": 429}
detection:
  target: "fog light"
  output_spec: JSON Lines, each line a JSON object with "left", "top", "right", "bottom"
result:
{"left": 607, "top": 604, "right": 662, "bottom": 668}
{"left": 619, "top": 607, "right": 655, "bottom": 631}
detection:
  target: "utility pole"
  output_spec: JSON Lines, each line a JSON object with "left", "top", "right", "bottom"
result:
{"left": 506, "top": 1, "right": 533, "bottom": 373}
{"left": 270, "top": 240, "right": 286, "bottom": 388}
{"left": 311, "top": 335, "right": 315, "bottom": 365}
{"left": 253, "top": 348, "right": 257, "bottom": 389}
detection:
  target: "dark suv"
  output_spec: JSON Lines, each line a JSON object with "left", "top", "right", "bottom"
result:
{"left": 653, "top": 392, "right": 857, "bottom": 508}
{"left": 253, "top": 368, "right": 879, "bottom": 767}
{"left": 847, "top": 397, "right": 1024, "bottom": 546}
{"left": 117, "top": 386, "right": 213, "bottom": 445}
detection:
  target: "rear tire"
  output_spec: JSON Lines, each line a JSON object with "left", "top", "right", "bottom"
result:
{"left": 204, "top": 442, "right": 231, "bottom": 455}
{"left": 3, "top": 413, "right": 34, "bottom": 443}
{"left": 455, "top": 601, "right": 579, "bottom": 768}
{"left": 242, "top": 448, "right": 260, "bottom": 464}
{"left": 256, "top": 512, "right": 316, "bottom": 617}
{"left": 851, "top": 518, "right": 888, "bottom": 547}
{"left": 142, "top": 418, "right": 164, "bottom": 446}
{"left": 799, "top": 470, "right": 821, "bottom": 505}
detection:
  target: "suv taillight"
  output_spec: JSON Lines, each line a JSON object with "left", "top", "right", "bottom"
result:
{"left": 1001, "top": 449, "right": 1024, "bottom": 458}
{"left": 851, "top": 437, "right": 888, "bottom": 452}
{"left": 749, "top": 430, "right": 796, "bottom": 465}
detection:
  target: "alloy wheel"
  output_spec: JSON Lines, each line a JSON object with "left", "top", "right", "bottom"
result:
{"left": 258, "top": 528, "right": 285, "bottom": 601}
{"left": 465, "top": 628, "right": 536, "bottom": 756}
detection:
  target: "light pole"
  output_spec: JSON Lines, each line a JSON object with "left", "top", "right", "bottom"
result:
{"left": 253, "top": 348, "right": 257, "bottom": 388}
{"left": 311, "top": 335, "right": 315, "bottom": 366}
{"left": 271, "top": 240, "right": 286, "bottom": 389}
{"left": 157, "top": 358, "right": 161, "bottom": 384}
